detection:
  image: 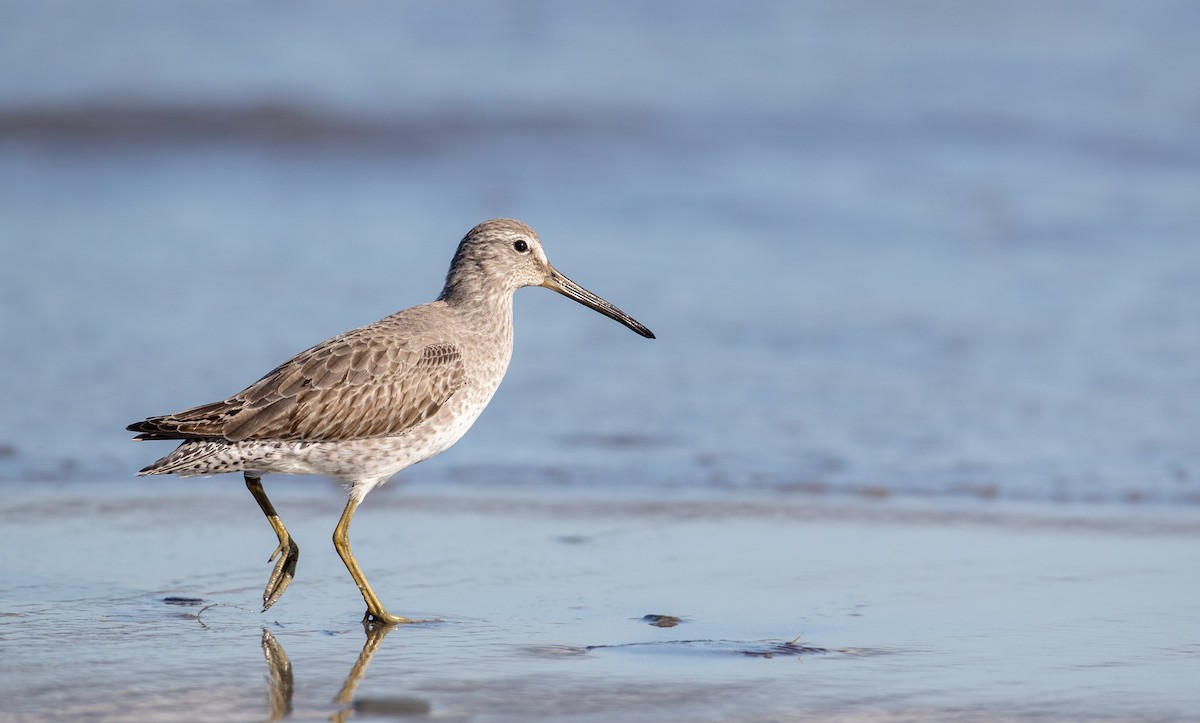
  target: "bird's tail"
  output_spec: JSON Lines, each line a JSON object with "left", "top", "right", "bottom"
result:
{"left": 136, "top": 440, "right": 239, "bottom": 477}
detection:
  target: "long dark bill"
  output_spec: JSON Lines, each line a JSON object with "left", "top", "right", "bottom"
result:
{"left": 542, "top": 267, "right": 655, "bottom": 339}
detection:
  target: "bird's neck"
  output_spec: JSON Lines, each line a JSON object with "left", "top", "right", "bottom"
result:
{"left": 438, "top": 284, "right": 516, "bottom": 345}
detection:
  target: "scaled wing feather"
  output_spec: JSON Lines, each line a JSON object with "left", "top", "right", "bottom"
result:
{"left": 129, "top": 330, "right": 465, "bottom": 443}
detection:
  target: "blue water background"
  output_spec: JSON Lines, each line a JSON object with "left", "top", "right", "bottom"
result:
{"left": 1, "top": 0, "right": 1198, "bottom": 507}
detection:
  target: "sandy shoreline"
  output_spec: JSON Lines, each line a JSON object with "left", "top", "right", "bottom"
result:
{"left": 1, "top": 477, "right": 1196, "bottom": 721}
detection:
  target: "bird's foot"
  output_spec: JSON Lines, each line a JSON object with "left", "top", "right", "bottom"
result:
{"left": 362, "top": 608, "right": 439, "bottom": 626}
{"left": 262, "top": 537, "right": 299, "bottom": 611}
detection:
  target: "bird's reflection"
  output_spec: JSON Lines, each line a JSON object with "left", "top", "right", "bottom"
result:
{"left": 331, "top": 622, "right": 395, "bottom": 717}
{"left": 259, "top": 622, "right": 430, "bottom": 721}
{"left": 259, "top": 629, "right": 294, "bottom": 721}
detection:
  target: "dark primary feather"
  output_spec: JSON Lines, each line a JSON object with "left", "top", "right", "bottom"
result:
{"left": 127, "top": 327, "right": 465, "bottom": 443}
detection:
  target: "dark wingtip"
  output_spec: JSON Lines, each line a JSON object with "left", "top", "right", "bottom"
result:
{"left": 128, "top": 419, "right": 176, "bottom": 441}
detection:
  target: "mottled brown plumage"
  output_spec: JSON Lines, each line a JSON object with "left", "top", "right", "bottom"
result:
{"left": 129, "top": 325, "right": 464, "bottom": 444}
{"left": 127, "top": 218, "right": 654, "bottom": 625}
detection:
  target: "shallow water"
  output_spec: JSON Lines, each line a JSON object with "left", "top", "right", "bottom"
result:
{"left": 3, "top": 479, "right": 1198, "bottom": 721}
{"left": 2, "top": 1, "right": 1199, "bottom": 720}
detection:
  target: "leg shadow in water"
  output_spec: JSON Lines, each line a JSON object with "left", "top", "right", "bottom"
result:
{"left": 259, "top": 623, "right": 432, "bottom": 721}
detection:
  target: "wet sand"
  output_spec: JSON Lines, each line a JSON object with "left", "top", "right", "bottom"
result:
{"left": 2, "top": 478, "right": 1196, "bottom": 721}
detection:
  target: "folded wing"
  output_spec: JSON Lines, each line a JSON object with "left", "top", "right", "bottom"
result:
{"left": 127, "top": 331, "right": 465, "bottom": 443}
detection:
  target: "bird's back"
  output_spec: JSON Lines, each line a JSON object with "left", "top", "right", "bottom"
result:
{"left": 129, "top": 299, "right": 515, "bottom": 486}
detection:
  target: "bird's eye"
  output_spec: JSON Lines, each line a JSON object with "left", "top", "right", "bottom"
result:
{"left": 513, "top": 239, "right": 529, "bottom": 253}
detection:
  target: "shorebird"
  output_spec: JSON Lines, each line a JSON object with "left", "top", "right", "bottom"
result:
{"left": 128, "top": 219, "right": 654, "bottom": 624}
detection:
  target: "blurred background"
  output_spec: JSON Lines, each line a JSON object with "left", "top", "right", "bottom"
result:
{"left": 2, "top": 0, "right": 1198, "bottom": 508}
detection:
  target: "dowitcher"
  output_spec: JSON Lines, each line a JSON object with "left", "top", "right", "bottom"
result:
{"left": 128, "top": 219, "right": 654, "bottom": 624}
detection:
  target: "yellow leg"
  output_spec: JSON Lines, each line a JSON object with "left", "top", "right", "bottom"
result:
{"left": 245, "top": 474, "right": 300, "bottom": 611}
{"left": 332, "top": 495, "right": 421, "bottom": 625}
